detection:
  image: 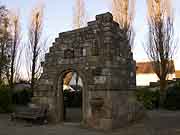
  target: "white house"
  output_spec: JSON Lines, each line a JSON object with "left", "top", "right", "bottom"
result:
{"left": 136, "top": 61, "right": 176, "bottom": 86}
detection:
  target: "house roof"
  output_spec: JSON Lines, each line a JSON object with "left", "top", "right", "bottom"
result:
{"left": 176, "top": 70, "right": 180, "bottom": 78}
{"left": 136, "top": 62, "right": 154, "bottom": 74}
{"left": 136, "top": 61, "right": 175, "bottom": 74}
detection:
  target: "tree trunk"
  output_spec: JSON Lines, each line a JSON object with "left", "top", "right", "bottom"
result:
{"left": 0, "top": 44, "right": 5, "bottom": 83}
{"left": 31, "top": 51, "right": 36, "bottom": 92}
{"left": 10, "top": 23, "right": 18, "bottom": 88}
{"left": 10, "top": 39, "right": 16, "bottom": 88}
{"left": 159, "top": 79, "right": 167, "bottom": 107}
{"left": 31, "top": 44, "right": 37, "bottom": 93}
{"left": 76, "top": 72, "right": 79, "bottom": 87}
{"left": 31, "top": 17, "right": 38, "bottom": 92}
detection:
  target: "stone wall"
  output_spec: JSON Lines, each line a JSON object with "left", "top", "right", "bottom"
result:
{"left": 32, "top": 12, "right": 142, "bottom": 130}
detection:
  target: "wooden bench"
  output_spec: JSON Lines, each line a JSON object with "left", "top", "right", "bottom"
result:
{"left": 11, "top": 104, "right": 49, "bottom": 124}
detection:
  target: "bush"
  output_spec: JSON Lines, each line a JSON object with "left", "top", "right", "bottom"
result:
{"left": 0, "top": 86, "right": 14, "bottom": 113}
{"left": 164, "top": 82, "right": 180, "bottom": 110}
{"left": 12, "top": 89, "right": 32, "bottom": 105}
{"left": 135, "top": 88, "right": 160, "bottom": 110}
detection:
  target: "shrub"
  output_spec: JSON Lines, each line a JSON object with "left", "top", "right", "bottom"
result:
{"left": 135, "top": 88, "right": 160, "bottom": 110}
{"left": 164, "top": 83, "right": 180, "bottom": 110}
{"left": 12, "top": 89, "right": 32, "bottom": 105}
{"left": 0, "top": 86, "right": 14, "bottom": 113}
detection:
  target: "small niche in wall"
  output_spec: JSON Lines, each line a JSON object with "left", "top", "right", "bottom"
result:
{"left": 80, "top": 47, "right": 87, "bottom": 57}
{"left": 64, "top": 49, "right": 74, "bottom": 59}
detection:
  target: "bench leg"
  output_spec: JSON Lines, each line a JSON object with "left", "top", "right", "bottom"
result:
{"left": 10, "top": 113, "right": 15, "bottom": 121}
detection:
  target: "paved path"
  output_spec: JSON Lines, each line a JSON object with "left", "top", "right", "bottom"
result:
{"left": 0, "top": 110, "right": 180, "bottom": 135}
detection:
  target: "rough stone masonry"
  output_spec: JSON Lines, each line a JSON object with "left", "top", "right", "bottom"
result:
{"left": 32, "top": 12, "right": 144, "bottom": 130}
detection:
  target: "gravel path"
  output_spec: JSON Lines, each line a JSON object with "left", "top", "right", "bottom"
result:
{"left": 0, "top": 110, "right": 180, "bottom": 135}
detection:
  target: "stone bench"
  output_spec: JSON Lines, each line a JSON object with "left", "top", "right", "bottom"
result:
{"left": 11, "top": 104, "right": 49, "bottom": 124}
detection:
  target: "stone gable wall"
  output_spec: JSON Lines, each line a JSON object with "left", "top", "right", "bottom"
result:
{"left": 32, "top": 12, "right": 139, "bottom": 130}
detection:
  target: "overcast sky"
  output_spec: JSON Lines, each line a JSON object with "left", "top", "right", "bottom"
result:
{"left": 1, "top": 0, "right": 180, "bottom": 70}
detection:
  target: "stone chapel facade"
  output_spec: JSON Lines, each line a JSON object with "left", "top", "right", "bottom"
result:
{"left": 32, "top": 12, "right": 143, "bottom": 130}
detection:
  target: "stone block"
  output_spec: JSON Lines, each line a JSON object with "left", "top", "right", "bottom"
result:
{"left": 100, "top": 118, "right": 113, "bottom": 130}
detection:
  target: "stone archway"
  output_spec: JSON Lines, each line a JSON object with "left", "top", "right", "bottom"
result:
{"left": 55, "top": 68, "right": 88, "bottom": 124}
{"left": 33, "top": 12, "right": 143, "bottom": 130}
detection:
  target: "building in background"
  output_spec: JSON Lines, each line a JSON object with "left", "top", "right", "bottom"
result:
{"left": 136, "top": 61, "right": 176, "bottom": 86}
{"left": 175, "top": 70, "right": 180, "bottom": 79}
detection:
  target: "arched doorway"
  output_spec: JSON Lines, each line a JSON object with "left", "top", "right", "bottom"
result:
{"left": 56, "top": 69, "right": 86, "bottom": 123}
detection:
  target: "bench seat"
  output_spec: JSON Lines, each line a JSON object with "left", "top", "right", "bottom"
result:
{"left": 11, "top": 104, "right": 48, "bottom": 123}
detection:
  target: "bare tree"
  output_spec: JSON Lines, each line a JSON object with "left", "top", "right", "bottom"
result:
{"left": 9, "top": 11, "right": 20, "bottom": 88}
{"left": 73, "top": 0, "right": 87, "bottom": 86}
{"left": 112, "top": 0, "right": 135, "bottom": 49}
{"left": 0, "top": 6, "right": 12, "bottom": 84}
{"left": 73, "top": 0, "right": 87, "bottom": 29}
{"left": 27, "top": 5, "right": 44, "bottom": 91}
{"left": 145, "top": 0, "right": 177, "bottom": 104}
{"left": 14, "top": 46, "right": 23, "bottom": 82}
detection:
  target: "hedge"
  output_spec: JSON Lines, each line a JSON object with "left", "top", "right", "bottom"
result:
{"left": 0, "top": 86, "right": 13, "bottom": 113}
{"left": 0, "top": 85, "right": 32, "bottom": 113}
{"left": 164, "top": 82, "right": 180, "bottom": 110}
{"left": 135, "top": 88, "right": 160, "bottom": 110}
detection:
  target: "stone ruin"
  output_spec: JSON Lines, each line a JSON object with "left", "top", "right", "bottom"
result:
{"left": 32, "top": 12, "right": 144, "bottom": 130}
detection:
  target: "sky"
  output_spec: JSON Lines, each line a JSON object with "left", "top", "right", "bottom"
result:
{"left": 1, "top": 0, "right": 180, "bottom": 70}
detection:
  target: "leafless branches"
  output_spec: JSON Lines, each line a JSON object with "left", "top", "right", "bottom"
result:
{"left": 26, "top": 4, "right": 45, "bottom": 91}
{"left": 9, "top": 10, "right": 21, "bottom": 87}
{"left": 73, "top": 0, "right": 87, "bottom": 29}
{"left": 0, "top": 6, "right": 12, "bottom": 83}
{"left": 145, "top": 0, "right": 177, "bottom": 93}
{"left": 72, "top": 0, "right": 87, "bottom": 86}
{"left": 112, "top": 0, "right": 135, "bottom": 49}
